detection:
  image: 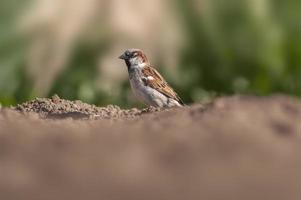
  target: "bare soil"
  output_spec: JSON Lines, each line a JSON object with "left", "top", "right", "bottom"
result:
{"left": 1, "top": 95, "right": 301, "bottom": 200}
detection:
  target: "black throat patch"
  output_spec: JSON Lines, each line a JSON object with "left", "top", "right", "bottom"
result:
{"left": 125, "top": 60, "right": 131, "bottom": 71}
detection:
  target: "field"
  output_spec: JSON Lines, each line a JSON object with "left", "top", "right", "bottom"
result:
{"left": 1, "top": 95, "right": 301, "bottom": 200}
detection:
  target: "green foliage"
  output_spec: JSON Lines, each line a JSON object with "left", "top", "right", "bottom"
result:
{"left": 0, "top": 0, "right": 30, "bottom": 105}
{"left": 49, "top": 40, "right": 106, "bottom": 104}
{"left": 0, "top": 0, "right": 301, "bottom": 106}
{"left": 177, "top": 0, "right": 301, "bottom": 103}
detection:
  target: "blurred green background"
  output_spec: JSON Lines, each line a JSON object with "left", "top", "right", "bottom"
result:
{"left": 1, "top": 0, "right": 301, "bottom": 108}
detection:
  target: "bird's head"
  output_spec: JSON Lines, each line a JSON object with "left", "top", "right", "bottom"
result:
{"left": 119, "top": 49, "right": 149, "bottom": 69}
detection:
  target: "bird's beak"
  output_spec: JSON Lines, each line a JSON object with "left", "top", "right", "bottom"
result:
{"left": 118, "top": 53, "right": 127, "bottom": 60}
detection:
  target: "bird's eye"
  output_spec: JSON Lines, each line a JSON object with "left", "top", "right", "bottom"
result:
{"left": 125, "top": 52, "right": 131, "bottom": 57}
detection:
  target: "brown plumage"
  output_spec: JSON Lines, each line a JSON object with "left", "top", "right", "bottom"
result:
{"left": 119, "top": 48, "right": 184, "bottom": 107}
{"left": 141, "top": 66, "right": 184, "bottom": 106}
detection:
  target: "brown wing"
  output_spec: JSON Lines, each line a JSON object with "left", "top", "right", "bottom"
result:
{"left": 142, "top": 66, "right": 184, "bottom": 105}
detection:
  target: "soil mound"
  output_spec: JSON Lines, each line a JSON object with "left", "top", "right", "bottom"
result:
{"left": 14, "top": 95, "right": 145, "bottom": 120}
{"left": 1, "top": 95, "right": 301, "bottom": 200}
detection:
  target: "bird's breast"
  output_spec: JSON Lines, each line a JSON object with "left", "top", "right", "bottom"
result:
{"left": 129, "top": 70, "right": 144, "bottom": 90}
{"left": 129, "top": 69, "right": 152, "bottom": 100}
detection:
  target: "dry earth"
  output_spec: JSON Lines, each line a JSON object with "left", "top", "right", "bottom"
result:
{"left": 1, "top": 95, "right": 301, "bottom": 200}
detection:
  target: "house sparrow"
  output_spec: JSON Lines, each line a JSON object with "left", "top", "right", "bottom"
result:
{"left": 119, "top": 49, "right": 184, "bottom": 107}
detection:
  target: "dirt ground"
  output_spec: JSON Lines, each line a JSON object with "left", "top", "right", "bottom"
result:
{"left": 1, "top": 95, "right": 301, "bottom": 200}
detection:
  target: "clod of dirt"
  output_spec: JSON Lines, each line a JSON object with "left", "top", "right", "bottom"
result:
{"left": 14, "top": 94, "right": 146, "bottom": 120}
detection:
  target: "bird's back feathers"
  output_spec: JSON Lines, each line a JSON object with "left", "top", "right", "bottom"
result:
{"left": 141, "top": 66, "right": 184, "bottom": 106}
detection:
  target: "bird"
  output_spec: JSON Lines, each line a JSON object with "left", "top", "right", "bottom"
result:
{"left": 119, "top": 48, "right": 184, "bottom": 108}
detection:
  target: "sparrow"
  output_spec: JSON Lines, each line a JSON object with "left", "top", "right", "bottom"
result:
{"left": 119, "top": 49, "right": 184, "bottom": 107}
